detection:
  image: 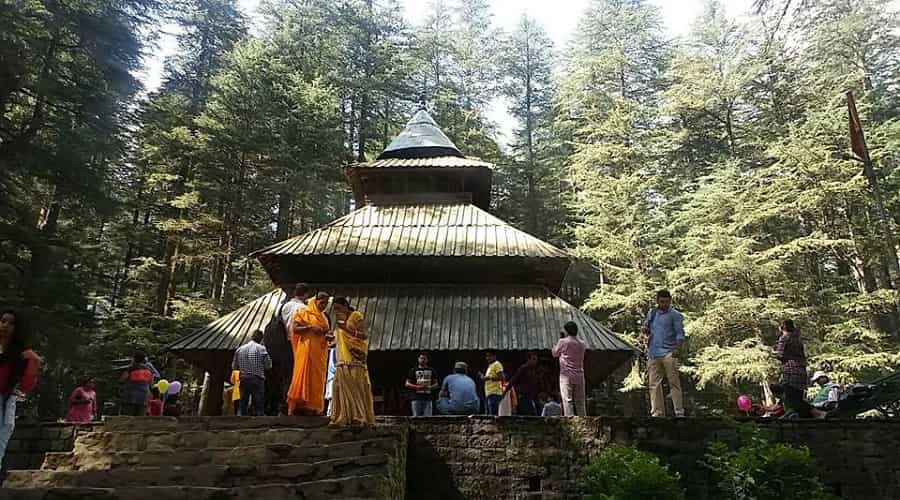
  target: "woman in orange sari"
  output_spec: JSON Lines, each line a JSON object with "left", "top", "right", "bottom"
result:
{"left": 329, "top": 297, "right": 375, "bottom": 428}
{"left": 287, "top": 292, "right": 330, "bottom": 415}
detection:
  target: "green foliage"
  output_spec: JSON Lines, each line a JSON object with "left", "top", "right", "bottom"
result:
{"left": 701, "top": 427, "right": 836, "bottom": 500}
{"left": 581, "top": 445, "right": 685, "bottom": 500}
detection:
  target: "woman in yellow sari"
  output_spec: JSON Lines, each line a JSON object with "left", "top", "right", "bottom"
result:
{"left": 287, "top": 292, "right": 330, "bottom": 415}
{"left": 330, "top": 297, "right": 375, "bottom": 428}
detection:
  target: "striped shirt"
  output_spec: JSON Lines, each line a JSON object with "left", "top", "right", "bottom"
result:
{"left": 232, "top": 341, "right": 272, "bottom": 380}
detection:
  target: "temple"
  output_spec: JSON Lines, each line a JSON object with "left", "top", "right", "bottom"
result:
{"left": 167, "top": 110, "right": 634, "bottom": 414}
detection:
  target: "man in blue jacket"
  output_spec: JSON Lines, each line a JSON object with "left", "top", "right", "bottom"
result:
{"left": 641, "top": 290, "right": 685, "bottom": 417}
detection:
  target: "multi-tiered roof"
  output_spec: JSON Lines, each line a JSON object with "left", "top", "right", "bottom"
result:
{"left": 169, "top": 111, "right": 632, "bottom": 386}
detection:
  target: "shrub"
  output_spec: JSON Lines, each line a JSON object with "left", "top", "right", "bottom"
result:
{"left": 700, "top": 426, "right": 836, "bottom": 500}
{"left": 581, "top": 445, "right": 685, "bottom": 500}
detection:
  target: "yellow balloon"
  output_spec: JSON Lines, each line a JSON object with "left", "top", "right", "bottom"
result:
{"left": 157, "top": 379, "right": 169, "bottom": 394}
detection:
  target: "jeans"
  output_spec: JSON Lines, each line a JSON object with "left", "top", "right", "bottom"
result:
{"left": 783, "top": 384, "right": 813, "bottom": 418}
{"left": 239, "top": 375, "right": 265, "bottom": 416}
{"left": 517, "top": 396, "right": 537, "bottom": 416}
{"left": 436, "top": 397, "right": 479, "bottom": 415}
{"left": 559, "top": 381, "right": 587, "bottom": 416}
{"left": 0, "top": 396, "right": 16, "bottom": 466}
{"left": 121, "top": 402, "right": 146, "bottom": 416}
{"left": 411, "top": 399, "right": 433, "bottom": 416}
{"left": 486, "top": 394, "right": 502, "bottom": 416}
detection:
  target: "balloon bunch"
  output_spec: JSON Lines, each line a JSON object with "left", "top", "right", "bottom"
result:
{"left": 156, "top": 379, "right": 183, "bottom": 405}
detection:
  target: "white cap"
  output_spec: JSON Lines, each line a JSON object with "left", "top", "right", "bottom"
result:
{"left": 810, "top": 370, "right": 828, "bottom": 382}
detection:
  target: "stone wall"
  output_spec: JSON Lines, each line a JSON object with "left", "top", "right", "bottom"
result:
{"left": 2, "top": 421, "right": 99, "bottom": 471}
{"left": 396, "top": 416, "right": 900, "bottom": 500}
{"left": 5, "top": 417, "right": 900, "bottom": 500}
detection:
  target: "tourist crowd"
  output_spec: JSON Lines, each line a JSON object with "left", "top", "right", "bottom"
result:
{"left": 0, "top": 287, "right": 855, "bottom": 468}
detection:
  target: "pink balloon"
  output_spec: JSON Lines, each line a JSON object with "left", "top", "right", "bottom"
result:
{"left": 736, "top": 395, "right": 752, "bottom": 412}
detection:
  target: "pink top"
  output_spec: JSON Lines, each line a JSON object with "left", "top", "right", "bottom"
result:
{"left": 65, "top": 387, "right": 96, "bottom": 424}
{"left": 552, "top": 336, "right": 586, "bottom": 385}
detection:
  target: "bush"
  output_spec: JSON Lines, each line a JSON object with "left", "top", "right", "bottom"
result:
{"left": 581, "top": 445, "right": 685, "bottom": 500}
{"left": 701, "top": 427, "right": 836, "bottom": 500}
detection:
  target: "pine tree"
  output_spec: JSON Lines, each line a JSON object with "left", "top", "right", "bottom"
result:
{"left": 558, "top": 0, "right": 671, "bottom": 329}
{"left": 495, "top": 15, "right": 566, "bottom": 243}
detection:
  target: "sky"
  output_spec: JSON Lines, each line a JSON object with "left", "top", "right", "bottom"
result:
{"left": 138, "top": 0, "right": 757, "bottom": 144}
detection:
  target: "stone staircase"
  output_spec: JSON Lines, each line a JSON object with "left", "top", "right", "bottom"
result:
{"left": 1, "top": 416, "right": 407, "bottom": 500}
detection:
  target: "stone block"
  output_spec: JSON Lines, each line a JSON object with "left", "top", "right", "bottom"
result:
{"left": 468, "top": 434, "right": 507, "bottom": 449}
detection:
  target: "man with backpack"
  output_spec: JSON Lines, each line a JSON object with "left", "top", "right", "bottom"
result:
{"left": 642, "top": 289, "right": 685, "bottom": 417}
{"left": 264, "top": 283, "right": 313, "bottom": 415}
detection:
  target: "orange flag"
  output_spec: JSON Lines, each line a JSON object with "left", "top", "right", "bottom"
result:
{"left": 847, "top": 91, "right": 868, "bottom": 161}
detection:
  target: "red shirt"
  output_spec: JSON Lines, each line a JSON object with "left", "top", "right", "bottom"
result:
{"left": 0, "top": 357, "right": 39, "bottom": 395}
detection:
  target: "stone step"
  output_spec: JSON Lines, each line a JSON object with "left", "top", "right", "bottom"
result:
{"left": 100, "top": 416, "right": 330, "bottom": 432}
{"left": 74, "top": 425, "right": 404, "bottom": 454}
{"left": 43, "top": 437, "right": 401, "bottom": 471}
{"left": 0, "top": 475, "right": 393, "bottom": 500}
{"left": 6, "top": 454, "right": 393, "bottom": 488}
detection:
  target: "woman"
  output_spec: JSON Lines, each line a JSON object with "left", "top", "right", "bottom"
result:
{"left": 65, "top": 376, "right": 97, "bottom": 423}
{"left": 0, "top": 309, "right": 41, "bottom": 463}
{"left": 119, "top": 352, "right": 153, "bottom": 416}
{"left": 329, "top": 297, "right": 374, "bottom": 428}
{"left": 287, "top": 292, "right": 330, "bottom": 416}
{"left": 773, "top": 320, "right": 824, "bottom": 419}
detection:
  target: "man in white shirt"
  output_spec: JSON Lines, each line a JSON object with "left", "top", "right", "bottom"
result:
{"left": 281, "top": 283, "right": 312, "bottom": 334}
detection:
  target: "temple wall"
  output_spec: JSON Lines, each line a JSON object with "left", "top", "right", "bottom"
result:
{"left": 395, "top": 416, "right": 900, "bottom": 500}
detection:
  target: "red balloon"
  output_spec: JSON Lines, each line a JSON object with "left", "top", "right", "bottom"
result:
{"left": 736, "top": 395, "right": 752, "bottom": 412}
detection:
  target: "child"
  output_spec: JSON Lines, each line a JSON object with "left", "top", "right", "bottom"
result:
{"left": 540, "top": 392, "right": 562, "bottom": 417}
{"left": 146, "top": 387, "right": 163, "bottom": 416}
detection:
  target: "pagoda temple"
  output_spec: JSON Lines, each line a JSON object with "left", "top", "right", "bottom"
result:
{"left": 167, "top": 110, "right": 634, "bottom": 415}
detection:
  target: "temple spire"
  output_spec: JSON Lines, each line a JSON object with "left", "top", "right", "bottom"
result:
{"left": 377, "top": 110, "right": 464, "bottom": 160}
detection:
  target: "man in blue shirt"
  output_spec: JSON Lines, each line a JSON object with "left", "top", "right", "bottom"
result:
{"left": 436, "top": 362, "right": 480, "bottom": 415}
{"left": 641, "top": 289, "right": 685, "bottom": 417}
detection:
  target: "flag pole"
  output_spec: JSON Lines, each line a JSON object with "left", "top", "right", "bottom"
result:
{"left": 847, "top": 91, "right": 900, "bottom": 285}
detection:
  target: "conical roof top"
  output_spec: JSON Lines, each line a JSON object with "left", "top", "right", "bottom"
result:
{"left": 377, "top": 110, "right": 463, "bottom": 159}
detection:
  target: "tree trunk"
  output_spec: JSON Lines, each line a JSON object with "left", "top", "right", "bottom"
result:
{"left": 276, "top": 186, "right": 293, "bottom": 241}
{"left": 156, "top": 237, "right": 178, "bottom": 316}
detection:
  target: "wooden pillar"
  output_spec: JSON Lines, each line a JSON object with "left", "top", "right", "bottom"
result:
{"left": 199, "top": 358, "right": 228, "bottom": 416}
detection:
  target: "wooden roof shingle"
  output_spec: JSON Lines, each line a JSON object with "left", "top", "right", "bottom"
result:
{"left": 166, "top": 285, "right": 635, "bottom": 353}
{"left": 249, "top": 203, "right": 570, "bottom": 260}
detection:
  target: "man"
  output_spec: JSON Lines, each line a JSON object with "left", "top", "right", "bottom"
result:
{"left": 811, "top": 371, "right": 840, "bottom": 410}
{"left": 642, "top": 289, "right": 685, "bottom": 418}
{"left": 501, "top": 352, "right": 541, "bottom": 415}
{"left": 264, "top": 283, "right": 311, "bottom": 415}
{"left": 479, "top": 351, "right": 505, "bottom": 416}
{"left": 119, "top": 352, "right": 153, "bottom": 416}
{"left": 436, "top": 362, "right": 480, "bottom": 415}
{"left": 232, "top": 330, "right": 273, "bottom": 416}
{"left": 406, "top": 353, "right": 439, "bottom": 416}
{"left": 282, "top": 283, "right": 311, "bottom": 330}
{"left": 552, "top": 322, "right": 587, "bottom": 416}
{"left": 540, "top": 392, "right": 562, "bottom": 417}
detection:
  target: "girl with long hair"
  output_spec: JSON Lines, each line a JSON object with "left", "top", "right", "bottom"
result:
{"left": 0, "top": 309, "right": 41, "bottom": 463}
